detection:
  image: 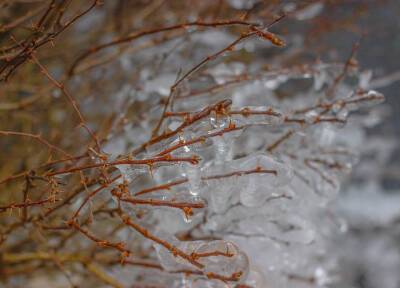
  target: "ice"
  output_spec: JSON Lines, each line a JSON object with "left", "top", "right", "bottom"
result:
{"left": 195, "top": 240, "right": 249, "bottom": 282}
{"left": 116, "top": 164, "right": 148, "bottom": 184}
{"left": 274, "top": 215, "right": 316, "bottom": 245}
{"left": 359, "top": 70, "right": 373, "bottom": 89}
{"left": 313, "top": 69, "right": 328, "bottom": 91}
{"left": 304, "top": 109, "right": 318, "bottom": 122}
{"left": 245, "top": 266, "right": 267, "bottom": 288}
{"left": 209, "top": 178, "right": 240, "bottom": 214}
{"left": 345, "top": 90, "right": 385, "bottom": 111}
{"left": 58, "top": 42, "right": 389, "bottom": 288}
{"left": 181, "top": 163, "right": 202, "bottom": 196}
{"left": 239, "top": 153, "right": 293, "bottom": 187}
{"left": 240, "top": 180, "right": 274, "bottom": 207}
{"left": 213, "top": 136, "right": 232, "bottom": 164}
{"left": 153, "top": 231, "right": 197, "bottom": 271}
{"left": 315, "top": 124, "right": 336, "bottom": 147}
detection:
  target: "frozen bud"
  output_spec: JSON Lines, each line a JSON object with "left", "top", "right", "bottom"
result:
{"left": 332, "top": 100, "right": 345, "bottom": 114}
{"left": 233, "top": 106, "right": 284, "bottom": 125}
{"left": 239, "top": 153, "right": 293, "bottom": 188}
{"left": 336, "top": 107, "right": 349, "bottom": 123}
{"left": 345, "top": 90, "right": 385, "bottom": 111}
{"left": 305, "top": 110, "right": 320, "bottom": 124}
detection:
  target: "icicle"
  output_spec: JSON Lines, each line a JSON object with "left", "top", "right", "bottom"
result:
{"left": 182, "top": 163, "right": 202, "bottom": 196}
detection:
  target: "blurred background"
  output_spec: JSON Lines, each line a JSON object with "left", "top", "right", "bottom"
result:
{"left": 316, "top": 1, "right": 400, "bottom": 287}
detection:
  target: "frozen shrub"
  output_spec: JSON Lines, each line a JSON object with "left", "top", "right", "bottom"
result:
{"left": 0, "top": 1, "right": 386, "bottom": 287}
